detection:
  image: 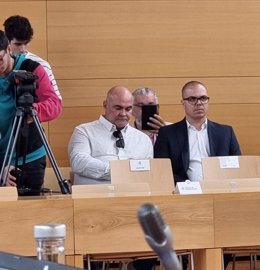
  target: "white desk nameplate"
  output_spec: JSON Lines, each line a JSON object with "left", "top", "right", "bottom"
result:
{"left": 218, "top": 156, "right": 239, "bottom": 168}
{"left": 130, "top": 159, "right": 150, "bottom": 171}
{"left": 175, "top": 180, "right": 202, "bottom": 195}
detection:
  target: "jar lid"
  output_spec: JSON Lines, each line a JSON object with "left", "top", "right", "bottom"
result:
{"left": 34, "top": 224, "right": 66, "bottom": 238}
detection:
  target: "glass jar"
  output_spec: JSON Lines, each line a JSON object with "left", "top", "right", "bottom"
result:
{"left": 34, "top": 224, "right": 66, "bottom": 264}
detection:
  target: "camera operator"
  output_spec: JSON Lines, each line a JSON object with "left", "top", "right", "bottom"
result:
{"left": 3, "top": 15, "right": 62, "bottom": 100}
{"left": 0, "top": 30, "right": 62, "bottom": 195}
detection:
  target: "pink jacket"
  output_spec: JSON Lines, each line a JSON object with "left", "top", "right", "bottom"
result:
{"left": 33, "top": 64, "right": 62, "bottom": 122}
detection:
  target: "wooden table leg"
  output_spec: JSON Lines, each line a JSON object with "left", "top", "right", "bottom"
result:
{"left": 66, "top": 255, "right": 84, "bottom": 268}
{"left": 193, "top": 248, "right": 222, "bottom": 270}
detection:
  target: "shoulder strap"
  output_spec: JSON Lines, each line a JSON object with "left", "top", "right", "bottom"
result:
{"left": 20, "top": 59, "right": 40, "bottom": 72}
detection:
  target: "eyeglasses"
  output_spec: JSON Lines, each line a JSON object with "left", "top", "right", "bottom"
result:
{"left": 183, "top": 95, "right": 210, "bottom": 105}
{"left": 113, "top": 130, "right": 125, "bottom": 148}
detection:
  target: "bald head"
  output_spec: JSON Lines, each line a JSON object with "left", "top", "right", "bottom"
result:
{"left": 103, "top": 86, "right": 133, "bottom": 129}
{"left": 181, "top": 81, "right": 207, "bottom": 98}
{"left": 106, "top": 86, "right": 133, "bottom": 103}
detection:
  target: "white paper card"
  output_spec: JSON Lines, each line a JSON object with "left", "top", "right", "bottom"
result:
{"left": 218, "top": 156, "right": 239, "bottom": 169}
{"left": 176, "top": 180, "right": 202, "bottom": 194}
{"left": 130, "top": 159, "right": 150, "bottom": 171}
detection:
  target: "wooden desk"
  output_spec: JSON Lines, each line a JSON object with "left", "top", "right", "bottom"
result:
{"left": 214, "top": 192, "right": 260, "bottom": 248}
{"left": 0, "top": 192, "right": 259, "bottom": 269}
{"left": 73, "top": 194, "right": 215, "bottom": 269}
{"left": 73, "top": 192, "right": 260, "bottom": 270}
{"left": 0, "top": 195, "right": 74, "bottom": 257}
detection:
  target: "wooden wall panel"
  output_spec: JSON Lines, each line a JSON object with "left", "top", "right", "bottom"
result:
{"left": 58, "top": 77, "right": 260, "bottom": 108}
{"left": 47, "top": 1, "right": 260, "bottom": 79}
{"left": 0, "top": 1, "right": 260, "bottom": 167}
{"left": 208, "top": 104, "right": 260, "bottom": 156}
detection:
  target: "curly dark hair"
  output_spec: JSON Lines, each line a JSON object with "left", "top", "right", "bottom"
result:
{"left": 0, "top": 30, "right": 9, "bottom": 51}
{"left": 3, "top": 15, "right": 34, "bottom": 42}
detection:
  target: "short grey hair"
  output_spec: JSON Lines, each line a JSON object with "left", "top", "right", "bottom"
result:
{"left": 132, "top": 87, "right": 158, "bottom": 104}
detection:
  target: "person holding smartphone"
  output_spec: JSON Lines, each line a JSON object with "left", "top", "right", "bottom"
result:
{"left": 132, "top": 87, "right": 188, "bottom": 270}
{"left": 132, "top": 87, "right": 166, "bottom": 145}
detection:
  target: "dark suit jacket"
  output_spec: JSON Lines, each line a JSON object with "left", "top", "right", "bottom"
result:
{"left": 154, "top": 118, "right": 241, "bottom": 183}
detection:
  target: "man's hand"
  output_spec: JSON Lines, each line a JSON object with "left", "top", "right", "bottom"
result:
{"left": 147, "top": 114, "right": 166, "bottom": 134}
{"left": 26, "top": 115, "right": 33, "bottom": 124}
{"left": 4, "top": 165, "right": 17, "bottom": 186}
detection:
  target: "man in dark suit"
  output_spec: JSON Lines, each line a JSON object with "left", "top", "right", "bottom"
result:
{"left": 154, "top": 80, "right": 241, "bottom": 184}
{"left": 154, "top": 80, "right": 241, "bottom": 269}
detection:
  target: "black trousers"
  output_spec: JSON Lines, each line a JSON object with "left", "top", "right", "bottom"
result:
{"left": 17, "top": 155, "right": 46, "bottom": 196}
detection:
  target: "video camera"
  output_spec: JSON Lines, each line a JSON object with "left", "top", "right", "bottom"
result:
{"left": 13, "top": 70, "right": 39, "bottom": 107}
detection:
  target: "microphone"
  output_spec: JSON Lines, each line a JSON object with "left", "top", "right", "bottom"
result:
{"left": 137, "top": 203, "right": 181, "bottom": 270}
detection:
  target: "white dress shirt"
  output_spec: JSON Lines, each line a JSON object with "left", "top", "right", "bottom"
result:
{"left": 68, "top": 115, "right": 153, "bottom": 184}
{"left": 186, "top": 120, "right": 210, "bottom": 182}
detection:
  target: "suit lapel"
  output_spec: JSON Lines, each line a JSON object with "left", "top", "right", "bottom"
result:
{"left": 177, "top": 119, "right": 190, "bottom": 170}
{"left": 207, "top": 120, "right": 216, "bottom": 156}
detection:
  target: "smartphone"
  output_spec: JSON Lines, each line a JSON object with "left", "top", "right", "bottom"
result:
{"left": 141, "top": 104, "right": 159, "bottom": 130}
{"left": 10, "top": 168, "right": 23, "bottom": 188}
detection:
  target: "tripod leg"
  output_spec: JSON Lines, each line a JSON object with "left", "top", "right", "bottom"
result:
{"left": 30, "top": 109, "right": 71, "bottom": 194}
{"left": 0, "top": 113, "right": 24, "bottom": 186}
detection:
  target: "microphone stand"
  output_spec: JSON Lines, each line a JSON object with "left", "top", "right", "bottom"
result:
{"left": 137, "top": 203, "right": 181, "bottom": 270}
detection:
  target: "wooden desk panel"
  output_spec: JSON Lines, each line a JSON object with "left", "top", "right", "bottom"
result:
{"left": 0, "top": 196, "right": 74, "bottom": 256}
{"left": 214, "top": 192, "right": 260, "bottom": 248}
{"left": 0, "top": 191, "right": 259, "bottom": 269}
{"left": 73, "top": 194, "right": 214, "bottom": 254}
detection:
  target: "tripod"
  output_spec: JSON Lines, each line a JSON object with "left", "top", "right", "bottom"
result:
{"left": 0, "top": 104, "right": 71, "bottom": 195}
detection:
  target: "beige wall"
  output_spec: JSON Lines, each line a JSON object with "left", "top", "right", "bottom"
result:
{"left": 1, "top": 1, "right": 260, "bottom": 166}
